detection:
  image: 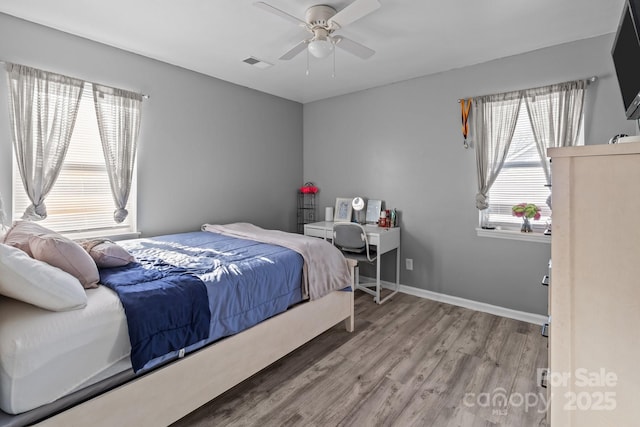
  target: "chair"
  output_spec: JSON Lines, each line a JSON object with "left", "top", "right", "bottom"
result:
{"left": 333, "top": 222, "right": 388, "bottom": 304}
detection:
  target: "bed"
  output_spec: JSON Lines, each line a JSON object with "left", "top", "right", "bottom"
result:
{"left": 0, "top": 223, "right": 355, "bottom": 427}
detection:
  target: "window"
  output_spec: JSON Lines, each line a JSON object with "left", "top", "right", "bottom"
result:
{"left": 12, "top": 84, "right": 136, "bottom": 238}
{"left": 482, "top": 103, "right": 583, "bottom": 231}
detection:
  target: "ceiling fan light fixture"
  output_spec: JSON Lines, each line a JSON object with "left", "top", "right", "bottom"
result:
{"left": 255, "top": 0, "right": 379, "bottom": 64}
{"left": 308, "top": 37, "right": 334, "bottom": 58}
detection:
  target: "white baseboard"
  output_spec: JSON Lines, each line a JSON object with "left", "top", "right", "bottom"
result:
{"left": 361, "top": 276, "right": 547, "bottom": 325}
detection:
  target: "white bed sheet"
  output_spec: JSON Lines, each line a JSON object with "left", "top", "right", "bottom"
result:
{"left": 0, "top": 286, "right": 131, "bottom": 415}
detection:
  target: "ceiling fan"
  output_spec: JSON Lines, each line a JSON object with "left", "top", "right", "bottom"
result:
{"left": 254, "top": 0, "right": 381, "bottom": 61}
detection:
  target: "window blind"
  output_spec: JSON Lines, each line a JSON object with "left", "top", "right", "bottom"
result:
{"left": 485, "top": 103, "right": 582, "bottom": 231}
{"left": 12, "top": 84, "right": 136, "bottom": 237}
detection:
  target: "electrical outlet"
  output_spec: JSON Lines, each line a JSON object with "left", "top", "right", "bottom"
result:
{"left": 405, "top": 258, "right": 413, "bottom": 270}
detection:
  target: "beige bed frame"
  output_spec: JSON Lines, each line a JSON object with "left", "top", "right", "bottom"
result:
{"left": 36, "top": 274, "right": 355, "bottom": 427}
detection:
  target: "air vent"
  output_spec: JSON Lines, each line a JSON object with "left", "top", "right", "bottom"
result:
{"left": 242, "top": 57, "right": 273, "bottom": 69}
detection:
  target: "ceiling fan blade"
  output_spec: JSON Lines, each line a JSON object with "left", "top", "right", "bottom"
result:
{"left": 328, "top": 0, "right": 381, "bottom": 29}
{"left": 333, "top": 36, "right": 375, "bottom": 59}
{"left": 279, "top": 40, "right": 309, "bottom": 60}
{"left": 253, "top": 2, "right": 306, "bottom": 27}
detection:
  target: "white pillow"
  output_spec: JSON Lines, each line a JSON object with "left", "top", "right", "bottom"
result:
{"left": 0, "top": 243, "right": 87, "bottom": 311}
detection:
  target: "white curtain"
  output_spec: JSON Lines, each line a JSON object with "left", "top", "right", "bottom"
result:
{"left": 92, "top": 84, "right": 142, "bottom": 223}
{"left": 525, "top": 79, "right": 587, "bottom": 187}
{"left": 6, "top": 63, "right": 84, "bottom": 220}
{"left": 473, "top": 91, "right": 523, "bottom": 210}
{"left": 0, "top": 192, "right": 7, "bottom": 231}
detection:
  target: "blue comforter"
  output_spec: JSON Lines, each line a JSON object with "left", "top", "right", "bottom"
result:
{"left": 101, "top": 231, "right": 304, "bottom": 373}
{"left": 99, "top": 259, "right": 210, "bottom": 372}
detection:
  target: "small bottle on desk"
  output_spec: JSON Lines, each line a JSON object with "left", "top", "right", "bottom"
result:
{"left": 379, "top": 210, "right": 387, "bottom": 227}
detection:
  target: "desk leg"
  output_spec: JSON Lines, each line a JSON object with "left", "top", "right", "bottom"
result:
{"left": 376, "top": 245, "right": 400, "bottom": 305}
{"left": 375, "top": 256, "right": 381, "bottom": 304}
{"left": 396, "top": 247, "right": 400, "bottom": 286}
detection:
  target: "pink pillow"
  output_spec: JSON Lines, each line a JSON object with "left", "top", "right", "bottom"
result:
{"left": 80, "top": 239, "right": 135, "bottom": 268}
{"left": 29, "top": 234, "right": 100, "bottom": 289}
{"left": 2, "top": 221, "right": 55, "bottom": 256}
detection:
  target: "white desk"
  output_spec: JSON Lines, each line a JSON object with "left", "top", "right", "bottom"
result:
{"left": 304, "top": 221, "right": 400, "bottom": 303}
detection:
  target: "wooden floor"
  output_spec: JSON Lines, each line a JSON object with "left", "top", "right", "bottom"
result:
{"left": 171, "top": 291, "right": 548, "bottom": 427}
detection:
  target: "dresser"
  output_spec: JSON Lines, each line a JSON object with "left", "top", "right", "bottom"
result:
{"left": 547, "top": 143, "right": 640, "bottom": 426}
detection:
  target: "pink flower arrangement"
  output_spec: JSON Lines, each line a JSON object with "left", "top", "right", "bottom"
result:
{"left": 299, "top": 182, "right": 318, "bottom": 194}
{"left": 512, "top": 203, "right": 541, "bottom": 220}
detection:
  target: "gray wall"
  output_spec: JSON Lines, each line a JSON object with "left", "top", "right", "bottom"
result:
{"left": 0, "top": 13, "right": 303, "bottom": 237}
{"left": 1, "top": 11, "right": 633, "bottom": 316}
{"left": 304, "top": 34, "right": 634, "bottom": 315}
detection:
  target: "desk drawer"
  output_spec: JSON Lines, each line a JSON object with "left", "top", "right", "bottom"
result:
{"left": 369, "top": 227, "right": 399, "bottom": 252}
{"left": 304, "top": 225, "right": 330, "bottom": 239}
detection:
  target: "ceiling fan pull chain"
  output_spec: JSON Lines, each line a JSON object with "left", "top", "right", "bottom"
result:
{"left": 332, "top": 46, "right": 336, "bottom": 78}
{"left": 306, "top": 47, "right": 310, "bottom": 76}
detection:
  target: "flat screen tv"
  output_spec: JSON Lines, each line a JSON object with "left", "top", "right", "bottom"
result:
{"left": 612, "top": 0, "right": 640, "bottom": 120}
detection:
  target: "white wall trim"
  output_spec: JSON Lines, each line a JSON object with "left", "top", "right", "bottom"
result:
{"left": 363, "top": 276, "right": 547, "bottom": 325}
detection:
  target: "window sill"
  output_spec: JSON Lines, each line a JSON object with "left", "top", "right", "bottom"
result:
{"left": 476, "top": 227, "right": 551, "bottom": 244}
{"left": 63, "top": 230, "right": 142, "bottom": 242}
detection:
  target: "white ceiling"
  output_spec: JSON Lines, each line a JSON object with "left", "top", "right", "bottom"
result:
{"left": 0, "top": 0, "right": 626, "bottom": 103}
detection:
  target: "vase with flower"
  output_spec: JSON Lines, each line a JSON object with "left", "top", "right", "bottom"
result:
{"left": 512, "top": 203, "right": 541, "bottom": 233}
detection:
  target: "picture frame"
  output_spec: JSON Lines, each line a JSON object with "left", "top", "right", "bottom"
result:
{"left": 334, "top": 198, "right": 353, "bottom": 222}
{"left": 365, "top": 199, "right": 382, "bottom": 224}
